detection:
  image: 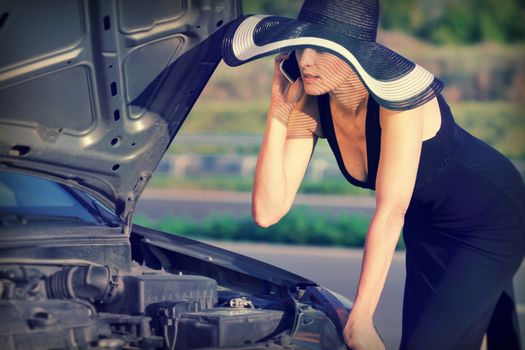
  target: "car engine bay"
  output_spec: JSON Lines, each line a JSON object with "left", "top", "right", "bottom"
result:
{"left": 0, "top": 262, "right": 301, "bottom": 349}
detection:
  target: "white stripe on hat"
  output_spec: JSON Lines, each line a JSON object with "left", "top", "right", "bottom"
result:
{"left": 231, "top": 15, "right": 434, "bottom": 102}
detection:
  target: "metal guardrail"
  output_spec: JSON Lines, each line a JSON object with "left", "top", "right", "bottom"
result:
{"left": 158, "top": 154, "right": 340, "bottom": 180}
{"left": 161, "top": 135, "right": 525, "bottom": 180}
{"left": 158, "top": 153, "right": 525, "bottom": 181}
{"left": 174, "top": 134, "right": 263, "bottom": 145}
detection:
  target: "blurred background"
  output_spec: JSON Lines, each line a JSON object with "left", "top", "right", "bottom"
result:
{"left": 134, "top": 1, "right": 525, "bottom": 348}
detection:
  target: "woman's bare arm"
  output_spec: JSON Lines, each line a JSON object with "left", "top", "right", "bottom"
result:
{"left": 343, "top": 98, "right": 435, "bottom": 349}
{"left": 251, "top": 55, "right": 321, "bottom": 228}
{"left": 252, "top": 110, "right": 317, "bottom": 227}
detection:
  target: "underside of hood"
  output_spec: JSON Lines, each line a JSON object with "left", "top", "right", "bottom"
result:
{"left": 0, "top": 0, "right": 241, "bottom": 227}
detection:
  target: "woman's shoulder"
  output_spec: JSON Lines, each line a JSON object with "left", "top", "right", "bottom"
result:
{"left": 378, "top": 95, "right": 440, "bottom": 118}
{"left": 377, "top": 95, "right": 443, "bottom": 142}
{"left": 377, "top": 95, "right": 441, "bottom": 127}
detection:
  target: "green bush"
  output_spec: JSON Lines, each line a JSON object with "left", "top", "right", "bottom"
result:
{"left": 133, "top": 209, "right": 407, "bottom": 250}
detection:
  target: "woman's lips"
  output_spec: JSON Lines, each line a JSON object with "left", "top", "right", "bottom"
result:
{"left": 303, "top": 73, "right": 320, "bottom": 83}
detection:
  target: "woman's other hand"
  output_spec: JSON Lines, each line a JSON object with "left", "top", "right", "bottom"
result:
{"left": 343, "top": 315, "right": 386, "bottom": 350}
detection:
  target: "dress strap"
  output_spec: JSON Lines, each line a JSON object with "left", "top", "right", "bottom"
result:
{"left": 365, "top": 96, "right": 381, "bottom": 189}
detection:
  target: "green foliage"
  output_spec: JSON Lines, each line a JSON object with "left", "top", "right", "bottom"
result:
{"left": 380, "top": 0, "right": 420, "bottom": 31}
{"left": 242, "top": 0, "right": 525, "bottom": 44}
{"left": 242, "top": 0, "right": 302, "bottom": 17}
{"left": 477, "top": 0, "right": 525, "bottom": 42}
{"left": 381, "top": 0, "right": 525, "bottom": 44}
{"left": 452, "top": 102, "right": 525, "bottom": 159}
{"left": 133, "top": 208, "right": 406, "bottom": 249}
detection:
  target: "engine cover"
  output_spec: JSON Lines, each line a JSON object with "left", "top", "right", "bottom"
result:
{"left": 104, "top": 273, "right": 217, "bottom": 316}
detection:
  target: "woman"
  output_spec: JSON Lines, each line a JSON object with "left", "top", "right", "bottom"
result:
{"left": 222, "top": 1, "right": 525, "bottom": 349}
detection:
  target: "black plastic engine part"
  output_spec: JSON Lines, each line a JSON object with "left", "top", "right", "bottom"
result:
{"left": 0, "top": 267, "right": 43, "bottom": 283}
{"left": 0, "top": 267, "right": 45, "bottom": 299}
{"left": 175, "top": 308, "right": 286, "bottom": 349}
{"left": 98, "top": 312, "right": 164, "bottom": 348}
{"left": 46, "top": 265, "right": 119, "bottom": 303}
{"left": 104, "top": 273, "right": 217, "bottom": 316}
{"left": 0, "top": 299, "right": 110, "bottom": 349}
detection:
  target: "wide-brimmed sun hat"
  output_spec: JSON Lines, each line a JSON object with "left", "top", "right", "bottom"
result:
{"left": 222, "top": 0, "right": 444, "bottom": 110}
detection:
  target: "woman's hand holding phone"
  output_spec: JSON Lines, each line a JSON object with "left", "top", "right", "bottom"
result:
{"left": 279, "top": 51, "right": 302, "bottom": 83}
{"left": 270, "top": 53, "right": 304, "bottom": 125}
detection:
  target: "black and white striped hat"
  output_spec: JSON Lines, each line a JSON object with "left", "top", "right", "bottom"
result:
{"left": 222, "top": 0, "right": 444, "bottom": 110}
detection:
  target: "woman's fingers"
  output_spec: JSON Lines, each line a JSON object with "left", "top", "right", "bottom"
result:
{"left": 274, "top": 52, "right": 290, "bottom": 64}
{"left": 343, "top": 314, "right": 386, "bottom": 350}
{"left": 270, "top": 52, "right": 302, "bottom": 108}
{"left": 285, "top": 77, "right": 304, "bottom": 103}
{"left": 271, "top": 53, "right": 291, "bottom": 103}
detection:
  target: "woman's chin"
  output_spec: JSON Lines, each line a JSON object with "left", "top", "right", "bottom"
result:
{"left": 304, "top": 85, "right": 328, "bottom": 96}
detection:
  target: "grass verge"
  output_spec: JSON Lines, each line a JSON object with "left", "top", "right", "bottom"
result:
{"left": 133, "top": 208, "right": 406, "bottom": 250}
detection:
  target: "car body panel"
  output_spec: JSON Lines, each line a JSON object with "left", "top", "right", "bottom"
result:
{"left": 0, "top": 0, "right": 240, "bottom": 228}
{"left": 131, "top": 224, "right": 318, "bottom": 291}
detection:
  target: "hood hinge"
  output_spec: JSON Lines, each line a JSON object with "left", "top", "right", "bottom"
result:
{"left": 121, "top": 171, "right": 152, "bottom": 234}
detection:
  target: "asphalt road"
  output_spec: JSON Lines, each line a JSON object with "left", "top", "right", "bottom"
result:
{"left": 136, "top": 189, "right": 525, "bottom": 349}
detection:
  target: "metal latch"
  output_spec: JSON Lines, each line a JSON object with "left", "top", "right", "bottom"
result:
{"left": 229, "top": 297, "right": 254, "bottom": 309}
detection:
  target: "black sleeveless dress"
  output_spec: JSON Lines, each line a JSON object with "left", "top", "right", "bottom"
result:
{"left": 318, "top": 93, "right": 525, "bottom": 350}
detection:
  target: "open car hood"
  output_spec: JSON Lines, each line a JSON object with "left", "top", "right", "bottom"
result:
{"left": 0, "top": 0, "right": 241, "bottom": 226}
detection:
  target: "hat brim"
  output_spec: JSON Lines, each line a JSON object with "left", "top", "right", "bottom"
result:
{"left": 222, "top": 15, "right": 444, "bottom": 110}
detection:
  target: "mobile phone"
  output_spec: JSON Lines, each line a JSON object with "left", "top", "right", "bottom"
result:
{"left": 279, "top": 51, "right": 301, "bottom": 83}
